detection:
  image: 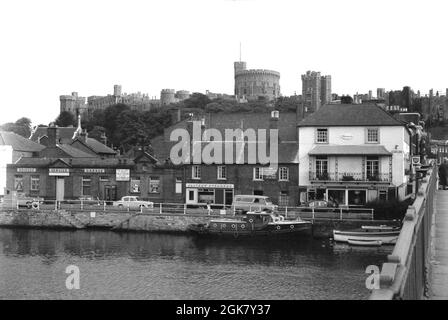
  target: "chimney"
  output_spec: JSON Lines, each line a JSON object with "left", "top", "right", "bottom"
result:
{"left": 269, "top": 110, "right": 280, "bottom": 145}
{"left": 47, "top": 124, "right": 59, "bottom": 146}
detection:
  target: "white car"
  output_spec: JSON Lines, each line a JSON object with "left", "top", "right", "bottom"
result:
{"left": 112, "top": 196, "right": 154, "bottom": 209}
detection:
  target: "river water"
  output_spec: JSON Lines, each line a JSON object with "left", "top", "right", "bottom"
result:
{"left": 0, "top": 228, "right": 391, "bottom": 300}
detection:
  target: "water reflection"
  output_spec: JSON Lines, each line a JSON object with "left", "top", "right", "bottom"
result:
{"left": 0, "top": 228, "right": 391, "bottom": 300}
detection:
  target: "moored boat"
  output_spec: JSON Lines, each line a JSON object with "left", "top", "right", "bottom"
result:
{"left": 333, "top": 225, "right": 400, "bottom": 245}
{"left": 347, "top": 239, "right": 383, "bottom": 247}
{"left": 187, "top": 211, "right": 311, "bottom": 238}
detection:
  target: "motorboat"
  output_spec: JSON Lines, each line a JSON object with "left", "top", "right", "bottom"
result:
{"left": 187, "top": 211, "right": 312, "bottom": 238}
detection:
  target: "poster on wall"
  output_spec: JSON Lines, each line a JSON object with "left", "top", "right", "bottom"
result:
{"left": 116, "top": 169, "right": 130, "bottom": 181}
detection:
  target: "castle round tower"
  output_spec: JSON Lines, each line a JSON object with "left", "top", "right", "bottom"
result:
{"left": 160, "top": 89, "right": 177, "bottom": 106}
{"left": 234, "top": 62, "right": 280, "bottom": 101}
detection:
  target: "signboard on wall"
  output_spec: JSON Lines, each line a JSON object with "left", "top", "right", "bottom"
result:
{"left": 84, "top": 168, "right": 105, "bottom": 173}
{"left": 17, "top": 168, "right": 37, "bottom": 172}
{"left": 186, "top": 183, "right": 234, "bottom": 189}
{"left": 116, "top": 169, "right": 130, "bottom": 181}
{"left": 49, "top": 168, "right": 69, "bottom": 176}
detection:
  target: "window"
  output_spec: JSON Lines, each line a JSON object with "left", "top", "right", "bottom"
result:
{"left": 279, "top": 191, "right": 289, "bottom": 206}
{"left": 30, "top": 176, "right": 40, "bottom": 191}
{"left": 14, "top": 175, "right": 23, "bottom": 191}
{"left": 279, "top": 167, "right": 289, "bottom": 181}
{"left": 253, "top": 167, "right": 263, "bottom": 181}
{"left": 192, "top": 166, "right": 201, "bottom": 179}
{"left": 217, "top": 166, "right": 227, "bottom": 180}
{"left": 316, "top": 128, "right": 328, "bottom": 143}
{"left": 175, "top": 177, "right": 182, "bottom": 194}
{"left": 366, "top": 156, "right": 380, "bottom": 181}
{"left": 130, "top": 177, "right": 141, "bottom": 193}
{"left": 149, "top": 176, "right": 160, "bottom": 193}
{"left": 367, "top": 128, "right": 379, "bottom": 143}
{"left": 316, "top": 156, "right": 328, "bottom": 179}
{"left": 81, "top": 176, "right": 91, "bottom": 196}
{"left": 379, "top": 190, "right": 388, "bottom": 201}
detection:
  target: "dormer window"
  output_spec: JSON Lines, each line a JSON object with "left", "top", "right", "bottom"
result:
{"left": 316, "top": 128, "right": 328, "bottom": 143}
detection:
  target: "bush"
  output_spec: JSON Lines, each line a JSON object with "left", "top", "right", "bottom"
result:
{"left": 366, "top": 198, "right": 413, "bottom": 220}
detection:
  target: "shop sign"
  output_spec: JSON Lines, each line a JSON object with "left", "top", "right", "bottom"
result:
{"left": 186, "top": 183, "right": 234, "bottom": 189}
{"left": 17, "top": 168, "right": 36, "bottom": 173}
{"left": 49, "top": 168, "right": 70, "bottom": 176}
{"left": 84, "top": 168, "right": 105, "bottom": 173}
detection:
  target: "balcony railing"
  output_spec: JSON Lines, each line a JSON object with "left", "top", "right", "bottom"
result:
{"left": 309, "top": 171, "right": 390, "bottom": 183}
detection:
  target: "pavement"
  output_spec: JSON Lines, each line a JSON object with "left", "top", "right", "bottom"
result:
{"left": 429, "top": 190, "right": 448, "bottom": 299}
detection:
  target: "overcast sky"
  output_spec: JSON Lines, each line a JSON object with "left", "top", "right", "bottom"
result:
{"left": 1, "top": 0, "right": 448, "bottom": 125}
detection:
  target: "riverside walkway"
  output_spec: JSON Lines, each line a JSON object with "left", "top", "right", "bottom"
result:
{"left": 429, "top": 190, "right": 448, "bottom": 299}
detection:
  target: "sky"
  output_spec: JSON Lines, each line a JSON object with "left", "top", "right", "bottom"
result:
{"left": 1, "top": 0, "right": 448, "bottom": 125}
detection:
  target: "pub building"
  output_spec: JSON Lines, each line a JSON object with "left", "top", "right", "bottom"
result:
{"left": 5, "top": 123, "right": 184, "bottom": 203}
{"left": 6, "top": 155, "right": 184, "bottom": 203}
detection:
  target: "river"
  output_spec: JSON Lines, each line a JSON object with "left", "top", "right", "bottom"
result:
{"left": 0, "top": 228, "right": 390, "bottom": 300}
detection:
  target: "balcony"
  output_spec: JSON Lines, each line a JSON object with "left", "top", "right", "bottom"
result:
{"left": 309, "top": 171, "right": 391, "bottom": 183}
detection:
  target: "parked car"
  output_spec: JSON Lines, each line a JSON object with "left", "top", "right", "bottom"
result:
{"left": 232, "top": 195, "right": 278, "bottom": 213}
{"left": 16, "top": 194, "right": 44, "bottom": 209}
{"left": 302, "top": 199, "right": 338, "bottom": 212}
{"left": 112, "top": 196, "right": 154, "bottom": 209}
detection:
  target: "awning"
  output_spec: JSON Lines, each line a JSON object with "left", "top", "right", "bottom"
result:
{"left": 309, "top": 145, "right": 392, "bottom": 156}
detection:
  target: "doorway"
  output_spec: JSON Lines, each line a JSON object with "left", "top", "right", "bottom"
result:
{"left": 56, "top": 177, "right": 65, "bottom": 201}
{"left": 186, "top": 188, "right": 198, "bottom": 204}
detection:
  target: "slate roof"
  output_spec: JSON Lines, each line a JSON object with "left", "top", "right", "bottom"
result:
{"left": 57, "top": 144, "right": 97, "bottom": 158}
{"left": 30, "top": 126, "right": 77, "bottom": 144}
{"left": 297, "top": 104, "right": 405, "bottom": 127}
{"left": 308, "top": 145, "right": 392, "bottom": 156}
{"left": 0, "top": 131, "right": 45, "bottom": 152}
{"left": 13, "top": 157, "right": 135, "bottom": 167}
{"left": 171, "top": 141, "right": 299, "bottom": 164}
{"left": 71, "top": 137, "right": 116, "bottom": 155}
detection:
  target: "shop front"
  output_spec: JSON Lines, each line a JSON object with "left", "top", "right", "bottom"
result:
{"left": 185, "top": 183, "right": 234, "bottom": 206}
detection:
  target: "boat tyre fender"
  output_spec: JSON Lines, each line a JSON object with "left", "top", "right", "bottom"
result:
{"left": 231, "top": 224, "right": 236, "bottom": 229}
{"left": 32, "top": 202, "right": 39, "bottom": 210}
{"left": 249, "top": 219, "right": 253, "bottom": 223}
{"left": 290, "top": 224, "right": 294, "bottom": 229}
{"left": 276, "top": 225, "right": 281, "bottom": 230}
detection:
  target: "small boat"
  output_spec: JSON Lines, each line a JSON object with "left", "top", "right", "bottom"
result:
{"left": 188, "top": 211, "right": 312, "bottom": 238}
{"left": 347, "top": 239, "right": 383, "bottom": 247}
{"left": 333, "top": 225, "right": 400, "bottom": 245}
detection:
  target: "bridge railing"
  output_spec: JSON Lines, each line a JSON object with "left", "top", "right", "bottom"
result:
{"left": 369, "top": 163, "right": 437, "bottom": 300}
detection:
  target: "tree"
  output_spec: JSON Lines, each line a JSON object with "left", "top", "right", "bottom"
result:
{"left": 55, "top": 111, "right": 76, "bottom": 127}
{"left": 0, "top": 117, "right": 32, "bottom": 137}
{"left": 183, "top": 93, "right": 211, "bottom": 110}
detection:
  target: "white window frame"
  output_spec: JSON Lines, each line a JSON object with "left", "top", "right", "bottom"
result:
{"left": 366, "top": 128, "right": 380, "bottom": 144}
{"left": 253, "top": 167, "right": 264, "bottom": 181}
{"left": 217, "top": 166, "right": 227, "bottom": 180}
{"left": 279, "top": 167, "right": 289, "bottom": 181}
{"left": 30, "top": 175, "right": 40, "bottom": 191}
{"left": 149, "top": 176, "right": 160, "bottom": 194}
{"left": 192, "top": 165, "right": 201, "bottom": 180}
{"left": 316, "top": 128, "right": 328, "bottom": 143}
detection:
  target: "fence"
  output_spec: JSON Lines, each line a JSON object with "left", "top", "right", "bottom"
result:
{"left": 369, "top": 163, "right": 437, "bottom": 300}
{"left": 1, "top": 198, "right": 374, "bottom": 221}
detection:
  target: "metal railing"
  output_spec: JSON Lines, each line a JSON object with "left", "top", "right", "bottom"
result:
{"left": 309, "top": 171, "right": 391, "bottom": 183}
{"left": 369, "top": 162, "right": 437, "bottom": 300}
{"left": 1, "top": 199, "right": 375, "bottom": 221}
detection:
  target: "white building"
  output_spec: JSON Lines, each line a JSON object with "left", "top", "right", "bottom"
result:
{"left": 297, "top": 104, "right": 413, "bottom": 206}
{"left": 0, "top": 131, "right": 45, "bottom": 196}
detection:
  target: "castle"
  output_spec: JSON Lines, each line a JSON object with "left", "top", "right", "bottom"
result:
{"left": 234, "top": 61, "right": 281, "bottom": 101}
